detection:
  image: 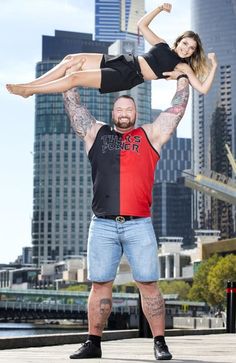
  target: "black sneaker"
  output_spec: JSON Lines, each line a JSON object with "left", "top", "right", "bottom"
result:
{"left": 154, "top": 341, "right": 172, "bottom": 360}
{"left": 70, "top": 340, "right": 102, "bottom": 359}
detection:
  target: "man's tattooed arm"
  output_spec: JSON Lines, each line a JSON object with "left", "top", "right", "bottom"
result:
{"left": 159, "top": 77, "right": 189, "bottom": 132}
{"left": 150, "top": 76, "right": 189, "bottom": 150}
{"left": 63, "top": 88, "right": 97, "bottom": 139}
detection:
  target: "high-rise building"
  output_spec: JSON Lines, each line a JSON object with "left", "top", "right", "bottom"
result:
{"left": 155, "top": 131, "right": 191, "bottom": 183}
{"left": 22, "top": 247, "right": 33, "bottom": 265}
{"left": 95, "top": 0, "right": 145, "bottom": 54}
{"left": 107, "top": 38, "right": 151, "bottom": 126}
{"left": 191, "top": 0, "right": 236, "bottom": 236}
{"left": 32, "top": 2, "right": 153, "bottom": 265}
{"left": 152, "top": 127, "right": 193, "bottom": 246}
{"left": 32, "top": 29, "right": 152, "bottom": 266}
{"left": 152, "top": 180, "right": 193, "bottom": 246}
{"left": 95, "top": 0, "right": 151, "bottom": 126}
{"left": 32, "top": 31, "right": 112, "bottom": 266}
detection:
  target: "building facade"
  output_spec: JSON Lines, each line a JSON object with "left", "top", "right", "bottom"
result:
{"left": 32, "top": 28, "right": 152, "bottom": 266}
{"left": 191, "top": 0, "right": 236, "bottom": 235}
{"left": 155, "top": 132, "right": 191, "bottom": 183}
{"left": 152, "top": 180, "right": 193, "bottom": 246}
{"left": 32, "top": 31, "right": 113, "bottom": 265}
{"left": 22, "top": 247, "right": 33, "bottom": 265}
{"left": 152, "top": 128, "right": 193, "bottom": 246}
{"left": 95, "top": 0, "right": 145, "bottom": 54}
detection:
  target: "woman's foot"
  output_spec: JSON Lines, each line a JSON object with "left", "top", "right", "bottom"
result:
{"left": 6, "top": 84, "right": 32, "bottom": 98}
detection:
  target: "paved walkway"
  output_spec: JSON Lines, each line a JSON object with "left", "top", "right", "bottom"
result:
{"left": 0, "top": 334, "right": 235, "bottom": 362}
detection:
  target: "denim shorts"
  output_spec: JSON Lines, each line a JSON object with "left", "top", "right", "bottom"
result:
{"left": 87, "top": 216, "right": 159, "bottom": 282}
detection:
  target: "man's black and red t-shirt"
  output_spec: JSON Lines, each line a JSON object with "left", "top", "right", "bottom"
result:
{"left": 88, "top": 125, "right": 160, "bottom": 217}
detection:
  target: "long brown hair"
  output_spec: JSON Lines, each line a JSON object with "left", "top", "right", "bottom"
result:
{"left": 173, "top": 31, "right": 209, "bottom": 79}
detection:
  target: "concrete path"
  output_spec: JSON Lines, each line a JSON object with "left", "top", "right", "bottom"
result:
{"left": 0, "top": 334, "right": 235, "bottom": 362}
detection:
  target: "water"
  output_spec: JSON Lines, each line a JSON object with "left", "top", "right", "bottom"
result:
{"left": 0, "top": 322, "right": 87, "bottom": 337}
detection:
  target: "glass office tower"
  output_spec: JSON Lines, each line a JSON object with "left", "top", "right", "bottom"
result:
{"left": 95, "top": 0, "right": 145, "bottom": 54}
{"left": 152, "top": 131, "right": 192, "bottom": 246}
{"left": 32, "top": 31, "right": 112, "bottom": 265}
{"left": 191, "top": 0, "right": 236, "bottom": 236}
{"left": 95, "top": 0, "right": 151, "bottom": 126}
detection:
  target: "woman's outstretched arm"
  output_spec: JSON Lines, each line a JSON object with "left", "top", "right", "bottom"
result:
{"left": 166, "top": 52, "right": 218, "bottom": 94}
{"left": 137, "top": 3, "right": 172, "bottom": 45}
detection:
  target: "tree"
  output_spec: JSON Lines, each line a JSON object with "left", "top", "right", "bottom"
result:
{"left": 159, "top": 280, "right": 191, "bottom": 300}
{"left": 188, "top": 254, "right": 221, "bottom": 305}
{"left": 208, "top": 254, "right": 236, "bottom": 307}
{"left": 188, "top": 254, "right": 236, "bottom": 307}
{"left": 62, "top": 284, "right": 89, "bottom": 292}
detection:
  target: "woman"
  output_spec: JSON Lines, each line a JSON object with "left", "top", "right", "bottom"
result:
{"left": 6, "top": 3, "right": 217, "bottom": 97}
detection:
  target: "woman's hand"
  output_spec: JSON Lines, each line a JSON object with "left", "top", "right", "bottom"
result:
{"left": 207, "top": 53, "right": 218, "bottom": 68}
{"left": 137, "top": 3, "right": 172, "bottom": 45}
{"left": 160, "top": 3, "right": 172, "bottom": 13}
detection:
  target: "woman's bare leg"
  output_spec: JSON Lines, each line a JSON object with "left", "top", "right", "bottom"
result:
{"left": 6, "top": 53, "right": 103, "bottom": 91}
{"left": 6, "top": 69, "right": 102, "bottom": 98}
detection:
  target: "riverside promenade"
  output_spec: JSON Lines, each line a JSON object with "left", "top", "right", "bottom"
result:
{"left": 0, "top": 332, "right": 236, "bottom": 363}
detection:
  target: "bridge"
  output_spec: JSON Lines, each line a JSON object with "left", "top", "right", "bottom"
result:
{"left": 0, "top": 300, "right": 87, "bottom": 321}
{"left": 0, "top": 288, "right": 139, "bottom": 327}
{"left": 0, "top": 288, "right": 138, "bottom": 307}
{"left": 183, "top": 144, "right": 236, "bottom": 205}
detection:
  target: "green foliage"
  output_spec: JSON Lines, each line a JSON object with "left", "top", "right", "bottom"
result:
{"left": 188, "top": 254, "right": 221, "bottom": 305}
{"left": 208, "top": 254, "right": 236, "bottom": 306}
{"left": 61, "top": 284, "right": 89, "bottom": 292}
{"left": 188, "top": 254, "right": 236, "bottom": 307}
{"left": 113, "top": 282, "right": 138, "bottom": 293}
{"left": 158, "top": 280, "right": 191, "bottom": 300}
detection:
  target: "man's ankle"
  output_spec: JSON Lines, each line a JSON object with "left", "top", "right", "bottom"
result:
{"left": 154, "top": 335, "right": 165, "bottom": 344}
{"left": 87, "top": 334, "right": 101, "bottom": 348}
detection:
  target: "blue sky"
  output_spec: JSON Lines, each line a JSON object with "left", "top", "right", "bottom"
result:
{"left": 0, "top": 0, "right": 191, "bottom": 263}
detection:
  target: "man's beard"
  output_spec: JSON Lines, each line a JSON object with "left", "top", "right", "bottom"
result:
{"left": 113, "top": 116, "right": 136, "bottom": 129}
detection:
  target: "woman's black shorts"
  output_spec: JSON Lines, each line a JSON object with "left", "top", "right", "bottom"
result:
{"left": 99, "top": 54, "right": 144, "bottom": 94}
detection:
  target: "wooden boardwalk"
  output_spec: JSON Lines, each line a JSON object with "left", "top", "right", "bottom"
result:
{"left": 0, "top": 334, "right": 236, "bottom": 362}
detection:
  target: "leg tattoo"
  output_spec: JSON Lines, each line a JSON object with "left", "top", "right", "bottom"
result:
{"left": 142, "top": 293, "right": 165, "bottom": 319}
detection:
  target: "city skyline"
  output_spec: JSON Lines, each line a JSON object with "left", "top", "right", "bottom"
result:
{"left": 0, "top": 0, "right": 191, "bottom": 263}
{"left": 191, "top": 0, "right": 236, "bottom": 236}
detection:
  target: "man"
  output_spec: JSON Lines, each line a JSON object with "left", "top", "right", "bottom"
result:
{"left": 63, "top": 69, "right": 189, "bottom": 360}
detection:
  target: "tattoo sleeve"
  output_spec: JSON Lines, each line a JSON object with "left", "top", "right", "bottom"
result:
{"left": 63, "top": 88, "right": 96, "bottom": 139}
{"left": 157, "top": 77, "right": 189, "bottom": 135}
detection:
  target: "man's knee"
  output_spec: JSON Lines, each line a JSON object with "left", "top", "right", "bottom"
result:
{"left": 92, "top": 281, "right": 113, "bottom": 292}
{"left": 136, "top": 281, "right": 158, "bottom": 288}
{"left": 136, "top": 281, "right": 161, "bottom": 293}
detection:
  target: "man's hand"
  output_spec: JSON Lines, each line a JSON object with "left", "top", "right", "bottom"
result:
{"left": 65, "top": 57, "right": 86, "bottom": 76}
{"left": 162, "top": 70, "right": 185, "bottom": 80}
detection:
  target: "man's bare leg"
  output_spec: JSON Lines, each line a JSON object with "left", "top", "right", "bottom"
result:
{"left": 69, "top": 281, "right": 113, "bottom": 359}
{"left": 136, "top": 281, "right": 172, "bottom": 360}
{"left": 88, "top": 281, "right": 113, "bottom": 336}
{"left": 136, "top": 281, "right": 165, "bottom": 336}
